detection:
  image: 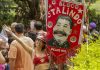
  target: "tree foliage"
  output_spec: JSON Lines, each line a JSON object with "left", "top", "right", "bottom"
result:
{"left": 71, "top": 38, "right": 100, "bottom": 70}
{"left": 0, "top": 0, "right": 16, "bottom": 29}
{"left": 13, "top": 0, "right": 46, "bottom": 25}
{"left": 0, "top": 0, "right": 99, "bottom": 31}
{"left": 13, "top": 0, "right": 40, "bottom": 23}
{"left": 88, "top": 0, "right": 100, "bottom": 31}
{"left": 0, "top": 0, "right": 45, "bottom": 28}
{"left": 88, "top": 9, "right": 100, "bottom": 31}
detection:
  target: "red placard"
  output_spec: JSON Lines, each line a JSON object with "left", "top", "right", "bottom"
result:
{"left": 46, "top": 0, "right": 84, "bottom": 64}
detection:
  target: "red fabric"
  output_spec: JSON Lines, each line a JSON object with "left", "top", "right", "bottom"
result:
{"left": 33, "top": 52, "right": 49, "bottom": 66}
{"left": 47, "top": 0, "right": 84, "bottom": 64}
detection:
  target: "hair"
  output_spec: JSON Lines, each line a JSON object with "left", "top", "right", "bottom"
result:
{"left": 34, "top": 21, "right": 43, "bottom": 30}
{"left": 15, "top": 23, "right": 24, "bottom": 34}
{"left": 41, "top": 41, "right": 46, "bottom": 51}
{"left": 34, "top": 39, "right": 46, "bottom": 51}
{"left": 11, "top": 22, "right": 17, "bottom": 28}
{"left": 56, "top": 15, "right": 73, "bottom": 28}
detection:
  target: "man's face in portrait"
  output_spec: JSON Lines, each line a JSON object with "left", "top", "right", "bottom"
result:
{"left": 53, "top": 17, "right": 71, "bottom": 44}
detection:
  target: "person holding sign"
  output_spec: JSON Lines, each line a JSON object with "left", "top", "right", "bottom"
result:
{"left": 48, "top": 15, "right": 73, "bottom": 48}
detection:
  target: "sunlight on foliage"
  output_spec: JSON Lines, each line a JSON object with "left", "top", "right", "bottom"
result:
{"left": 89, "top": 0, "right": 100, "bottom": 15}
{"left": 70, "top": 37, "right": 100, "bottom": 70}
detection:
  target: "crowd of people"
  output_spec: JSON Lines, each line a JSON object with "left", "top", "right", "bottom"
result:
{"left": 0, "top": 21, "right": 51, "bottom": 70}
{"left": 0, "top": 20, "right": 99, "bottom": 70}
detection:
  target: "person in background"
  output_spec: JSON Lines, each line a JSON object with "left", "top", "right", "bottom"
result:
{"left": 7, "top": 23, "right": 34, "bottom": 70}
{"left": 11, "top": 22, "right": 18, "bottom": 33}
{"left": 34, "top": 21, "right": 47, "bottom": 36}
{"left": 0, "top": 27, "right": 10, "bottom": 70}
{"left": 8, "top": 22, "right": 18, "bottom": 44}
{"left": 0, "top": 38, "right": 7, "bottom": 70}
{"left": 0, "top": 52, "right": 5, "bottom": 64}
{"left": 0, "top": 39, "right": 5, "bottom": 64}
{"left": 25, "top": 21, "right": 47, "bottom": 42}
{"left": 0, "top": 51, "right": 5, "bottom": 64}
{"left": 25, "top": 20, "right": 37, "bottom": 42}
{"left": 0, "top": 51, "right": 5, "bottom": 70}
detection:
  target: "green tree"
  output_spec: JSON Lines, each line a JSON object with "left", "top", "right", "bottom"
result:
{"left": 0, "top": 0, "right": 45, "bottom": 28}
{"left": 13, "top": 0, "right": 45, "bottom": 24}
{"left": 88, "top": 0, "right": 100, "bottom": 31}
{"left": 0, "top": 0, "right": 16, "bottom": 30}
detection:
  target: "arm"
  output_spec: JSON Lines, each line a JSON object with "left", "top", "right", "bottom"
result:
{"left": 0, "top": 51, "right": 5, "bottom": 64}
{"left": 11, "top": 33, "right": 33, "bottom": 55}
{"left": 3, "top": 25, "right": 33, "bottom": 55}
